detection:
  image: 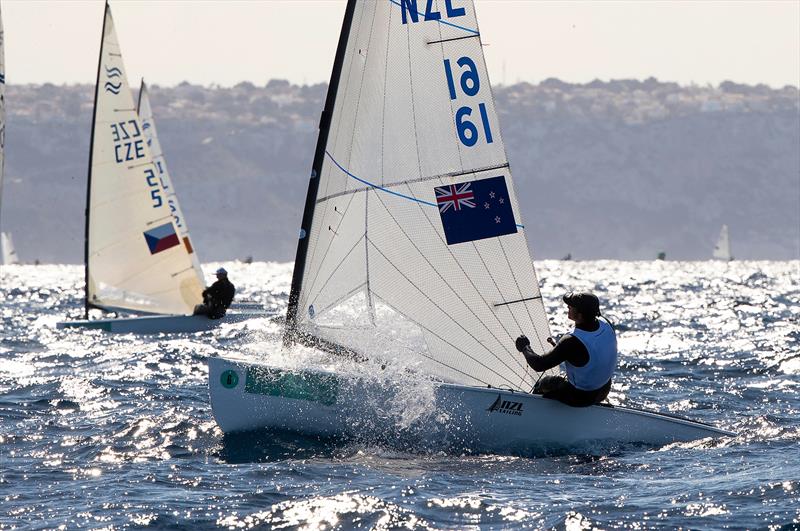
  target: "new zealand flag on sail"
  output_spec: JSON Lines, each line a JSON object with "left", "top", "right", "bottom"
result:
{"left": 435, "top": 175, "right": 517, "bottom": 245}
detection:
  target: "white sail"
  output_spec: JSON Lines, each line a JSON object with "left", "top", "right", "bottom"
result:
{"left": 1, "top": 232, "right": 17, "bottom": 265}
{"left": 136, "top": 81, "right": 205, "bottom": 283}
{"left": 86, "top": 4, "right": 203, "bottom": 315}
{"left": 287, "top": 0, "right": 553, "bottom": 392}
{"left": 712, "top": 224, "right": 732, "bottom": 261}
{"left": 0, "top": 5, "right": 6, "bottom": 244}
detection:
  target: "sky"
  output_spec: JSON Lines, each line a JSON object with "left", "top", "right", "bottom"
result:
{"left": 3, "top": 0, "right": 799, "bottom": 89}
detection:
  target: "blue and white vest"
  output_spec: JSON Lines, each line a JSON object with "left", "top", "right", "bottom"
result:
{"left": 565, "top": 320, "right": 618, "bottom": 391}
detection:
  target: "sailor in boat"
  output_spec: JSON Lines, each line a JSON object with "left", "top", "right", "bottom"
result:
{"left": 193, "top": 267, "right": 236, "bottom": 319}
{"left": 515, "top": 292, "right": 618, "bottom": 407}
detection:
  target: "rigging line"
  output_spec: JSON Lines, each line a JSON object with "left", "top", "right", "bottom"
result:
{"left": 306, "top": 233, "right": 367, "bottom": 311}
{"left": 493, "top": 295, "right": 543, "bottom": 308}
{"left": 371, "top": 291, "right": 518, "bottom": 389}
{"left": 325, "top": 151, "right": 436, "bottom": 207}
{"left": 316, "top": 162, "right": 511, "bottom": 204}
{"left": 325, "top": 153, "right": 524, "bottom": 228}
{"left": 498, "top": 236, "right": 540, "bottom": 339}
{"left": 387, "top": 0, "right": 479, "bottom": 35}
{"left": 303, "top": 184, "right": 360, "bottom": 303}
{"left": 427, "top": 35, "right": 479, "bottom": 45}
{"left": 468, "top": 241, "right": 528, "bottom": 362}
{"left": 401, "top": 185, "right": 529, "bottom": 373}
{"left": 169, "top": 266, "right": 194, "bottom": 278}
{"left": 367, "top": 236, "right": 526, "bottom": 378}
{"left": 310, "top": 280, "right": 367, "bottom": 319}
{"left": 496, "top": 236, "right": 546, "bottom": 391}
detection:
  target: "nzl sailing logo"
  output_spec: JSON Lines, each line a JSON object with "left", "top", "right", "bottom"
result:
{"left": 487, "top": 394, "right": 523, "bottom": 416}
{"left": 104, "top": 65, "right": 122, "bottom": 94}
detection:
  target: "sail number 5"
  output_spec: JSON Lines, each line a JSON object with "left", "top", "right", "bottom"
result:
{"left": 444, "top": 57, "right": 493, "bottom": 147}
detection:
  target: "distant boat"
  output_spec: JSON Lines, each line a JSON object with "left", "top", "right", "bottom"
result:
{"left": 657, "top": 251, "right": 666, "bottom": 261}
{"left": 0, "top": 6, "right": 8, "bottom": 265}
{"left": 712, "top": 224, "right": 733, "bottom": 261}
{"left": 561, "top": 253, "right": 572, "bottom": 261}
{"left": 57, "top": 3, "right": 252, "bottom": 334}
{"left": 1, "top": 232, "right": 17, "bottom": 265}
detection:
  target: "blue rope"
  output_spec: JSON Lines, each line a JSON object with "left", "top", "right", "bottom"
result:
{"left": 388, "top": 0, "right": 480, "bottom": 35}
{"left": 325, "top": 152, "right": 525, "bottom": 229}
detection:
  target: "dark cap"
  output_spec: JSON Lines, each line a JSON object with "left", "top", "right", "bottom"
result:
{"left": 562, "top": 291, "right": 600, "bottom": 317}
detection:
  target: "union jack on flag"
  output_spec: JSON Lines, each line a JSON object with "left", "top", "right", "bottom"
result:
{"left": 435, "top": 183, "right": 476, "bottom": 213}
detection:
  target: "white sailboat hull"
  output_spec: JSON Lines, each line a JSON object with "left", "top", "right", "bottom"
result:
{"left": 57, "top": 311, "right": 266, "bottom": 334}
{"left": 208, "top": 356, "right": 734, "bottom": 455}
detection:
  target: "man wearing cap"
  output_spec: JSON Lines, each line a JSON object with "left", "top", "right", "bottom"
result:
{"left": 193, "top": 268, "right": 236, "bottom": 319}
{"left": 515, "top": 292, "right": 618, "bottom": 407}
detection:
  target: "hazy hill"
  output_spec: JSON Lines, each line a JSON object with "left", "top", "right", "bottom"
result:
{"left": 1, "top": 79, "right": 798, "bottom": 263}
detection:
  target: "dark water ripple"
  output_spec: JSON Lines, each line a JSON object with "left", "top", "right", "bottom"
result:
{"left": 1, "top": 261, "right": 799, "bottom": 529}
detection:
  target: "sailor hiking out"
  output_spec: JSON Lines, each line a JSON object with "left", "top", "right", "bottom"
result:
{"left": 194, "top": 268, "right": 236, "bottom": 319}
{"left": 516, "top": 292, "right": 618, "bottom": 407}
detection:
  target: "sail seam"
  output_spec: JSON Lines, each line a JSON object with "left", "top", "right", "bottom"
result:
{"left": 400, "top": 183, "right": 530, "bottom": 372}
{"left": 369, "top": 291, "right": 517, "bottom": 389}
{"left": 306, "top": 232, "right": 366, "bottom": 311}
{"left": 304, "top": 185, "right": 361, "bottom": 307}
{"left": 367, "top": 232, "right": 527, "bottom": 377}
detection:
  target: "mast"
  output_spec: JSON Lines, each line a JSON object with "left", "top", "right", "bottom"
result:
{"left": 283, "top": 0, "right": 358, "bottom": 346}
{"left": 137, "top": 78, "right": 146, "bottom": 113}
{"left": 84, "top": 1, "right": 109, "bottom": 319}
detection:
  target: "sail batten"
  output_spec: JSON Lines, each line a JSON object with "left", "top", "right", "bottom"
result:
{"left": 85, "top": 4, "right": 203, "bottom": 316}
{"left": 289, "top": 0, "right": 553, "bottom": 391}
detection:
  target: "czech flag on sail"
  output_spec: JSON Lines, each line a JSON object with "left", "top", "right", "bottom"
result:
{"left": 435, "top": 175, "right": 517, "bottom": 245}
{"left": 143, "top": 222, "right": 180, "bottom": 255}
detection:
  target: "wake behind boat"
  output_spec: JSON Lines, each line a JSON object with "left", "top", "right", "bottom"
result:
{"left": 208, "top": 0, "right": 733, "bottom": 454}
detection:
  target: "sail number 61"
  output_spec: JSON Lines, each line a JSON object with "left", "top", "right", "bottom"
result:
{"left": 444, "top": 56, "right": 493, "bottom": 147}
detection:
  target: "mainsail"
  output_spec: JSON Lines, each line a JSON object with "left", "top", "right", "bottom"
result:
{"left": 85, "top": 3, "right": 203, "bottom": 316}
{"left": 713, "top": 224, "right": 732, "bottom": 261}
{"left": 137, "top": 80, "right": 205, "bottom": 282}
{"left": 1, "top": 232, "right": 17, "bottom": 265}
{"left": 0, "top": 5, "right": 6, "bottom": 244}
{"left": 285, "top": 0, "right": 553, "bottom": 392}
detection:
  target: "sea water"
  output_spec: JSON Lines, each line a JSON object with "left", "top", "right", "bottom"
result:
{"left": 1, "top": 260, "right": 798, "bottom": 529}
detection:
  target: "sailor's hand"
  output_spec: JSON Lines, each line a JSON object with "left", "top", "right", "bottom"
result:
{"left": 547, "top": 337, "right": 556, "bottom": 346}
{"left": 515, "top": 335, "right": 530, "bottom": 352}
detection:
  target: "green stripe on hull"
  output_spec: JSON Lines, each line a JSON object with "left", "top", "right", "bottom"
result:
{"left": 245, "top": 367, "right": 338, "bottom": 406}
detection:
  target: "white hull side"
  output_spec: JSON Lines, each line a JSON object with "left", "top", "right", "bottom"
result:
{"left": 57, "top": 311, "right": 265, "bottom": 334}
{"left": 208, "top": 357, "right": 734, "bottom": 455}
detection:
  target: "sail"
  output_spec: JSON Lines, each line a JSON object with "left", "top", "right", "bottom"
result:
{"left": 0, "top": 5, "right": 6, "bottom": 242}
{"left": 713, "top": 224, "right": 732, "bottom": 261}
{"left": 85, "top": 4, "right": 203, "bottom": 315}
{"left": 1, "top": 232, "right": 17, "bottom": 265}
{"left": 286, "top": 0, "right": 553, "bottom": 392}
{"left": 136, "top": 81, "right": 205, "bottom": 284}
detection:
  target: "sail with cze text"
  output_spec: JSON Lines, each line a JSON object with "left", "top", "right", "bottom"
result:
{"left": 86, "top": 4, "right": 203, "bottom": 315}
